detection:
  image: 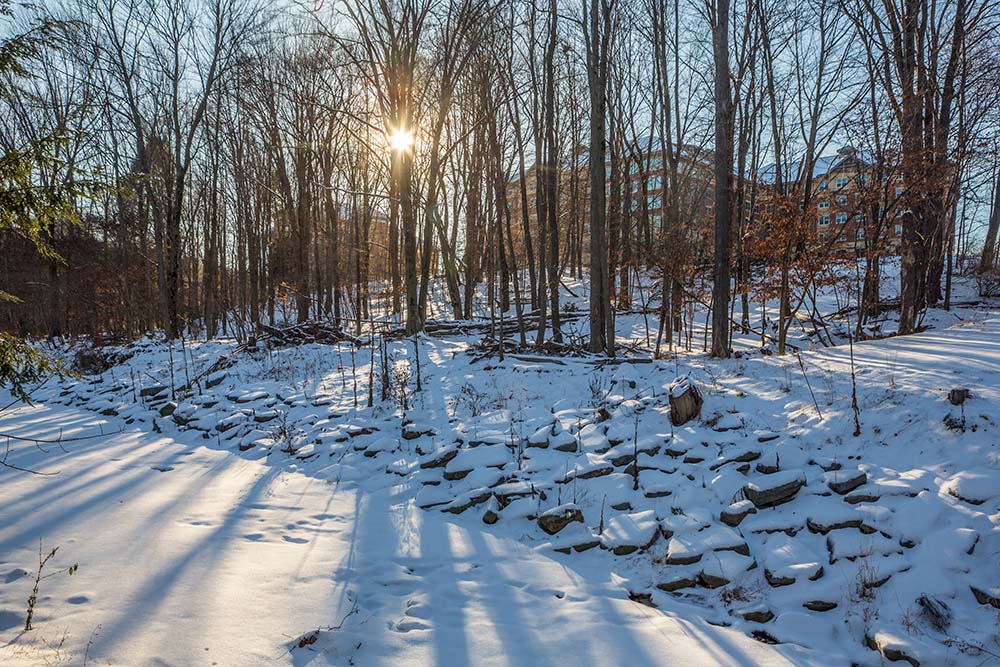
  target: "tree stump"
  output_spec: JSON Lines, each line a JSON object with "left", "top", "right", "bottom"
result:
{"left": 948, "top": 388, "right": 971, "bottom": 406}
{"left": 669, "top": 376, "right": 703, "bottom": 426}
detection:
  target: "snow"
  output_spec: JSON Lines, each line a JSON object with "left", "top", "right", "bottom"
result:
{"left": 942, "top": 468, "right": 1000, "bottom": 505}
{"left": 600, "top": 510, "right": 660, "bottom": 552}
{"left": 1, "top": 282, "right": 1000, "bottom": 665}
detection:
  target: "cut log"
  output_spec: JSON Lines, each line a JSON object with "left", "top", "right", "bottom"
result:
{"left": 668, "top": 376, "right": 703, "bottom": 426}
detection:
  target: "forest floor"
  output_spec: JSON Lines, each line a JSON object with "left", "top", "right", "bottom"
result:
{"left": 1, "top": 271, "right": 999, "bottom": 666}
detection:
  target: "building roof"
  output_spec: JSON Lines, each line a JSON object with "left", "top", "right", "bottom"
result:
{"left": 757, "top": 147, "right": 873, "bottom": 185}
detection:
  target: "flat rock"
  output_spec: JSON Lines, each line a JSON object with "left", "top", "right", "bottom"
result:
{"left": 865, "top": 631, "right": 922, "bottom": 666}
{"left": 419, "top": 445, "right": 459, "bottom": 469}
{"left": 744, "top": 470, "right": 805, "bottom": 508}
{"left": 600, "top": 510, "right": 659, "bottom": 555}
{"left": 444, "top": 444, "right": 509, "bottom": 479}
{"left": 761, "top": 533, "right": 823, "bottom": 586}
{"left": 699, "top": 551, "right": 754, "bottom": 588}
{"left": 970, "top": 585, "right": 1000, "bottom": 609}
{"left": 943, "top": 469, "right": 1000, "bottom": 505}
{"left": 824, "top": 468, "right": 867, "bottom": 495}
{"left": 665, "top": 524, "right": 747, "bottom": 565}
{"left": 538, "top": 503, "right": 584, "bottom": 535}
{"left": 231, "top": 390, "right": 270, "bottom": 403}
{"left": 720, "top": 500, "right": 756, "bottom": 527}
{"left": 656, "top": 567, "right": 700, "bottom": 592}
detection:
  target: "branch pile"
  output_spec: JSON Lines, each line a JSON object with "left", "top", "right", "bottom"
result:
{"left": 259, "top": 321, "right": 364, "bottom": 347}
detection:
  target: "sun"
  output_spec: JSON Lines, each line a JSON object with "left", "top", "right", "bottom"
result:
{"left": 387, "top": 128, "right": 414, "bottom": 153}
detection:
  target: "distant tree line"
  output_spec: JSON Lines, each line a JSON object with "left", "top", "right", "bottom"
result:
{"left": 1, "top": 0, "right": 999, "bottom": 359}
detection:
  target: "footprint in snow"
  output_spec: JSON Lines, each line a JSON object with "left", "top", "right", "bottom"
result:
{"left": 0, "top": 610, "right": 21, "bottom": 631}
{"left": 66, "top": 595, "right": 90, "bottom": 605}
{"left": 3, "top": 568, "right": 28, "bottom": 583}
{"left": 151, "top": 465, "right": 174, "bottom": 472}
{"left": 243, "top": 533, "right": 265, "bottom": 541}
{"left": 282, "top": 535, "right": 309, "bottom": 544}
{"left": 404, "top": 602, "right": 433, "bottom": 619}
{"left": 391, "top": 619, "right": 431, "bottom": 633}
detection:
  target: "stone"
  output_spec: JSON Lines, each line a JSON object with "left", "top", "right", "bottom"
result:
{"left": 159, "top": 401, "right": 177, "bottom": 417}
{"left": 824, "top": 469, "right": 867, "bottom": 495}
{"left": 970, "top": 586, "right": 1000, "bottom": 609}
{"left": 699, "top": 571, "right": 730, "bottom": 589}
{"left": 744, "top": 470, "right": 805, "bottom": 508}
{"left": 865, "top": 632, "right": 921, "bottom": 667}
{"left": 232, "top": 390, "right": 269, "bottom": 403}
{"left": 402, "top": 423, "right": 435, "bottom": 440}
{"left": 740, "top": 609, "right": 774, "bottom": 623}
{"left": 699, "top": 551, "right": 754, "bottom": 589}
{"left": 802, "top": 600, "right": 837, "bottom": 612}
{"left": 720, "top": 500, "right": 756, "bottom": 527}
{"left": 628, "top": 591, "right": 656, "bottom": 608}
{"left": 538, "top": 503, "right": 584, "bottom": 535}
{"left": 140, "top": 384, "right": 168, "bottom": 397}
{"left": 253, "top": 409, "right": 280, "bottom": 423}
{"left": 709, "top": 446, "right": 760, "bottom": 471}
{"left": 419, "top": 446, "right": 458, "bottom": 469}
{"left": 600, "top": 510, "right": 660, "bottom": 555}
{"left": 656, "top": 574, "right": 698, "bottom": 592}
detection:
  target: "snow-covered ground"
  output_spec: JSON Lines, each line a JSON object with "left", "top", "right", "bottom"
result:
{"left": 2, "top": 277, "right": 999, "bottom": 666}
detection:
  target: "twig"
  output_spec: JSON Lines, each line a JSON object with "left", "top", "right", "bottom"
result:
{"left": 795, "top": 352, "right": 824, "bottom": 420}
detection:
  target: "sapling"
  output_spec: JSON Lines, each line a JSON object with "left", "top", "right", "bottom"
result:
{"left": 795, "top": 352, "right": 823, "bottom": 420}
{"left": 846, "top": 313, "right": 862, "bottom": 437}
{"left": 350, "top": 346, "right": 358, "bottom": 408}
{"left": 413, "top": 332, "right": 422, "bottom": 392}
{"left": 632, "top": 412, "right": 640, "bottom": 491}
{"left": 25, "top": 540, "right": 78, "bottom": 631}
{"left": 367, "top": 339, "right": 375, "bottom": 408}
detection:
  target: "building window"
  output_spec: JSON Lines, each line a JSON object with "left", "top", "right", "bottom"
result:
{"left": 836, "top": 177, "right": 848, "bottom": 189}
{"left": 896, "top": 209, "right": 905, "bottom": 218}
{"left": 651, "top": 214, "right": 662, "bottom": 229}
{"left": 819, "top": 215, "right": 830, "bottom": 226}
{"left": 819, "top": 181, "right": 829, "bottom": 190}
{"left": 858, "top": 174, "right": 868, "bottom": 185}
{"left": 818, "top": 201, "right": 830, "bottom": 210}
{"left": 648, "top": 175, "right": 661, "bottom": 190}
{"left": 895, "top": 186, "right": 904, "bottom": 197}
{"left": 856, "top": 228, "right": 865, "bottom": 240}
{"left": 818, "top": 231, "right": 830, "bottom": 239}
{"left": 836, "top": 194, "right": 848, "bottom": 205}
{"left": 835, "top": 212, "right": 848, "bottom": 224}
{"left": 629, "top": 162, "right": 640, "bottom": 174}
{"left": 895, "top": 224, "right": 903, "bottom": 234}
{"left": 647, "top": 195, "right": 661, "bottom": 209}
{"left": 650, "top": 157, "right": 662, "bottom": 169}
{"left": 855, "top": 213, "right": 864, "bottom": 222}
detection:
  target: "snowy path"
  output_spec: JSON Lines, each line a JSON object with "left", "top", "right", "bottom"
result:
{"left": 0, "top": 402, "right": 814, "bottom": 666}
